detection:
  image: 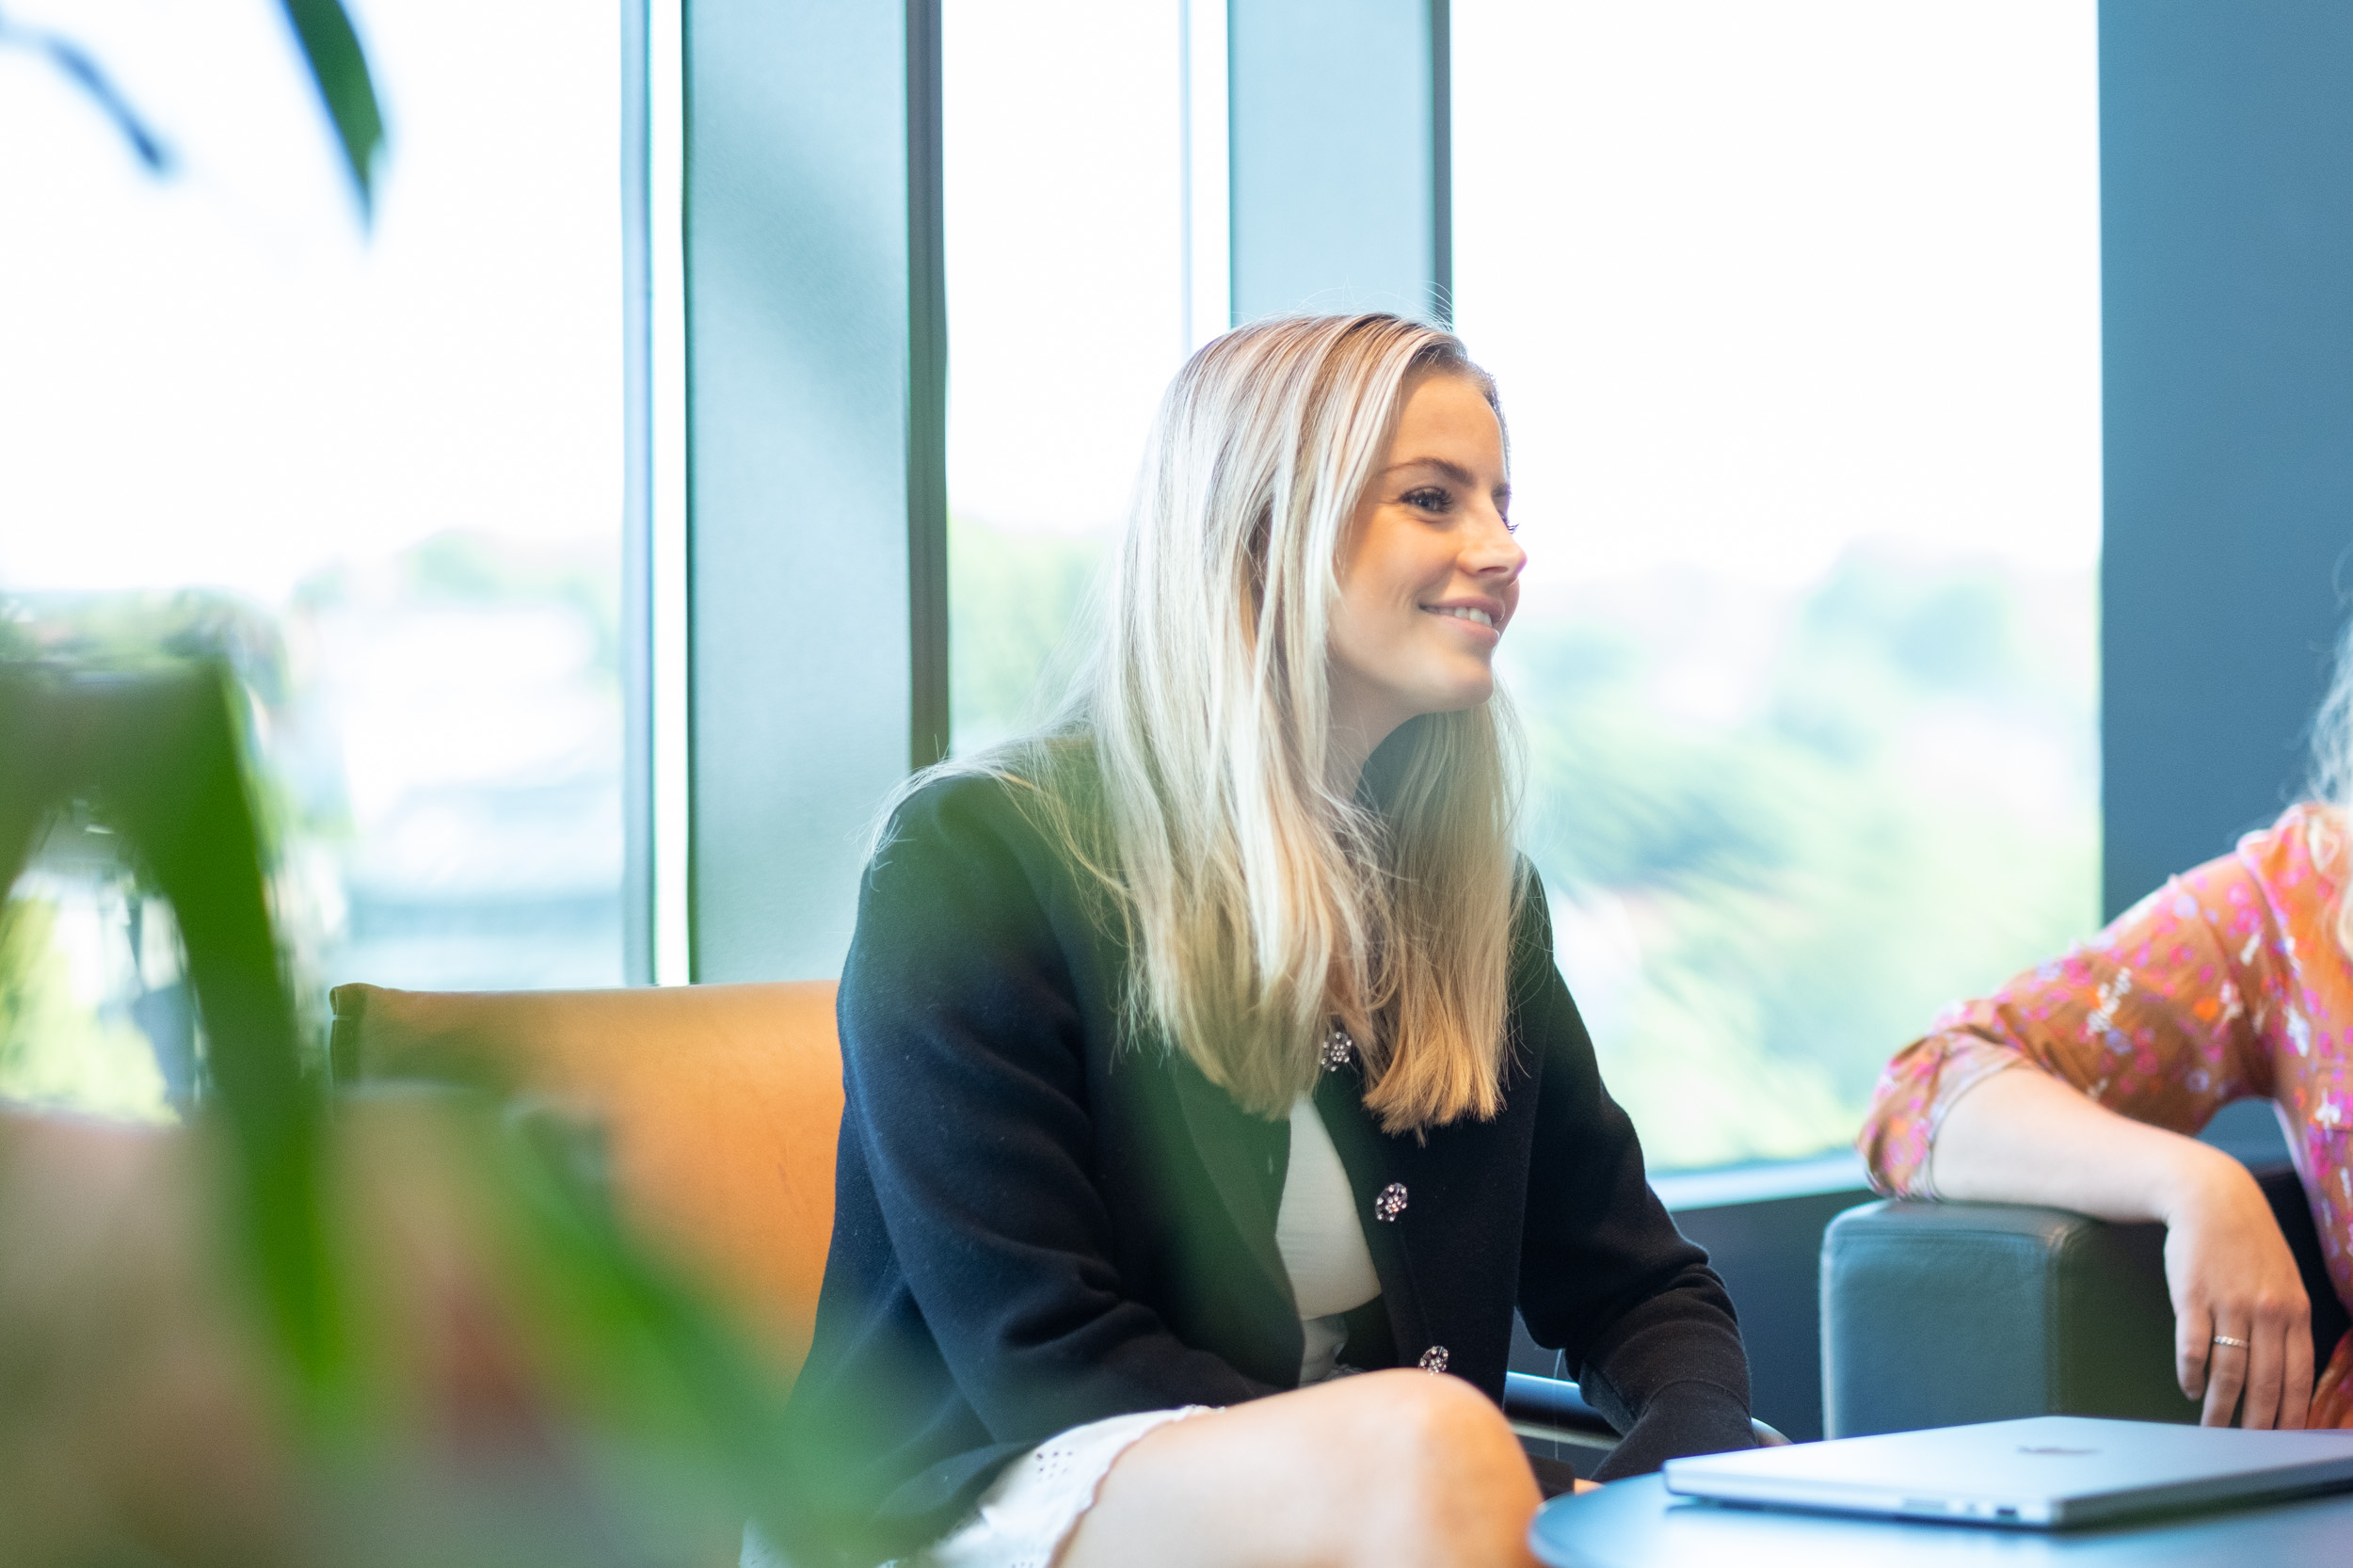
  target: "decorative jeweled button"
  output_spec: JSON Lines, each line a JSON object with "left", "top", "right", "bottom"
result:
{"left": 1374, "top": 1181, "right": 1409, "bottom": 1221}
{"left": 1418, "top": 1345, "right": 1449, "bottom": 1373}
{"left": 1321, "top": 1027, "right": 1355, "bottom": 1072}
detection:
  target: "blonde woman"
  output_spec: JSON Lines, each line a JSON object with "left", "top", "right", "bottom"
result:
{"left": 780, "top": 315, "right": 1756, "bottom": 1568}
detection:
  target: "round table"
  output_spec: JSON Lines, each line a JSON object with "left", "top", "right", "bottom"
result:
{"left": 1529, "top": 1475, "right": 2353, "bottom": 1566}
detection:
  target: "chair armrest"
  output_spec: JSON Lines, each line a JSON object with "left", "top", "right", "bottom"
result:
{"left": 1502, "top": 1372, "right": 1786, "bottom": 1450}
{"left": 1821, "top": 1162, "right": 2341, "bottom": 1439}
{"left": 1820, "top": 1198, "right": 2194, "bottom": 1437}
{"left": 1503, "top": 1371, "right": 1614, "bottom": 1434}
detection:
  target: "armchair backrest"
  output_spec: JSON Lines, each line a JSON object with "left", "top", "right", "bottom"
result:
{"left": 329, "top": 980, "right": 844, "bottom": 1390}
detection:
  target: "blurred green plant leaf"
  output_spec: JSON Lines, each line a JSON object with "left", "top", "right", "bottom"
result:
{"left": 0, "top": 8, "right": 173, "bottom": 171}
{"left": 1, "top": 2, "right": 382, "bottom": 222}
{"left": 0, "top": 662, "right": 346, "bottom": 1401}
{"left": 1, "top": 659, "right": 830, "bottom": 1559}
{"left": 279, "top": 0, "right": 385, "bottom": 220}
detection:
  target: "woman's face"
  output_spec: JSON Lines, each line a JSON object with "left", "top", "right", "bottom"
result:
{"left": 1327, "top": 371, "right": 1523, "bottom": 753}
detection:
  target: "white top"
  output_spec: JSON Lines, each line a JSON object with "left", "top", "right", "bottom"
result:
{"left": 1274, "top": 1092, "right": 1384, "bottom": 1384}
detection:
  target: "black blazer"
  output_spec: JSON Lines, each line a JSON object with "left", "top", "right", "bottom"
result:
{"left": 782, "top": 770, "right": 1753, "bottom": 1561}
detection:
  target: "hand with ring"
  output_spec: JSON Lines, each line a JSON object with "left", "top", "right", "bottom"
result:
{"left": 2164, "top": 1158, "right": 2313, "bottom": 1429}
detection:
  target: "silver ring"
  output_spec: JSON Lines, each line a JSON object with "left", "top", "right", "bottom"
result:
{"left": 2212, "top": 1335, "right": 2251, "bottom": 1351}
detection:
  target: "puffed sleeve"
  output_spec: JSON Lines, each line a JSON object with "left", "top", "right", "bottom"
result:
{"left": 1512, "top": 872, "right": 1757, "bottom": 1475}
{"left": 840, "top": 776, "right": 1270, "bottom": 1434}
{"left": 1858, "top": 832, "right": 2288, "bottom": 1199}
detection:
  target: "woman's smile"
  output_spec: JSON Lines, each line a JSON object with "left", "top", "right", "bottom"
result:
{"left": 1421, "top": 597, "right": 1505, "bottom": 639}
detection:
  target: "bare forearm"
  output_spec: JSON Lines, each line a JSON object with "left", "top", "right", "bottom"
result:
{"left": 1929, "top": 1067, "right": 2241, "bottom": 1224}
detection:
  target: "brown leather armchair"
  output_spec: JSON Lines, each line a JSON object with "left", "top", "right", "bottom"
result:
{"left": 328, "top": 981, "right": 844, "bottom": 1388}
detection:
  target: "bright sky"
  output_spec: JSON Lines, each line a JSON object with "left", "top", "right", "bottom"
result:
{"left": 1449, "top": 0, "right": 2099, "bottom": 590}
{"left": 0, "top": 0, "right": 621, "bottom": 602}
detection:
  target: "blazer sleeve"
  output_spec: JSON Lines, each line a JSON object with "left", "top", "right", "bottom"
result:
{"left": 1510, "top": 874, "right": 1757, "bottom": 1476}
{"left": 839, "top": 777, "right": 1270, "bottom": 1444}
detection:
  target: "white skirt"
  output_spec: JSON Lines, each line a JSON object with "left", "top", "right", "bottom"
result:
{"left": 744, "top": 1405, "right": 1213, "bottom": 1568}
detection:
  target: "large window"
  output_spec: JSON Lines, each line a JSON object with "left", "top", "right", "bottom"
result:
{"left": 6, "top": 1, "right": 2101, "bottom": 1176}
{"left": 1453, "top": 0, "right": 2104, "bottom": 1169}
{"left": 0, "top": 0, "right": 623, "bottom": 1116}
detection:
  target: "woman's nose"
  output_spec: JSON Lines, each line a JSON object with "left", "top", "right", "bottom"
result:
{"left": 1465, "top": 513, "right": 1526, "bottom": 580}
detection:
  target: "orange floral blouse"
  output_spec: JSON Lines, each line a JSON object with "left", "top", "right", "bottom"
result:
{"left": 1858, "top": 803, "right": 2353, "bottom": 1427}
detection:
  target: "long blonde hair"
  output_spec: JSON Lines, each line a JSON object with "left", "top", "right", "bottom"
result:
{"left": 948, "top": 314, "right": 1524, "bottom": 1132}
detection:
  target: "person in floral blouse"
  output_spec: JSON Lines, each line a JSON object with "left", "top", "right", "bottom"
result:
{"left": 1859, "top": 754, "right": 2353, "bottom": 1433}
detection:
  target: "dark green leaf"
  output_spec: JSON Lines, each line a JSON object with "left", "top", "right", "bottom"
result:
{"left": 0, "top": 662, "right": 346, "bottom": 1405}
{"left": 278, "top": 0, "right": 384, "bottom": 219}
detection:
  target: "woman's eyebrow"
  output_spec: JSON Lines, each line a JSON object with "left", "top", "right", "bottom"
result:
{"left": 1384, "top": 456, "right": 1482, "bottom": 487}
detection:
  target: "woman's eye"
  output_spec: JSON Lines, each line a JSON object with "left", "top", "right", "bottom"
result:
{"left": 1402, "top": 488, "right": 1449, "bottom": 514}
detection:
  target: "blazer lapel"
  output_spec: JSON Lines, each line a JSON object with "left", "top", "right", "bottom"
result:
{"left": 1167, "top": 1056, "right": 1296, "bottom": 1308}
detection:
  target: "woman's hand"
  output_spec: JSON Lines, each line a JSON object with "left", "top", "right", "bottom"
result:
{"left": 2158, "top": 1150, "right": 2313, "bottom": 1429}
{"left": 1934, "top": 1071, "right": 2316, "bottom": 1428}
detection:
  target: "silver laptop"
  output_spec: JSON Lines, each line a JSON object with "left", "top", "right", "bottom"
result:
{"left": 1661, "top": 1416, "right": 2353, "bottom": 1528}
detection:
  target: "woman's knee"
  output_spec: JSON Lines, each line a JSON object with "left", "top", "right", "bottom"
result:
{"left": 1302, "top": 1371, "right": 1539, "bottom": 1526}
{"left": 1328, "top": 1372, "right": 1542, "bottom": 1559}
{"left": 1071, "top": 1374, "right": 1539, "bottom": 1568}
{"left": 1338, "top": 1368, "right": 1524, "bottom": 1466}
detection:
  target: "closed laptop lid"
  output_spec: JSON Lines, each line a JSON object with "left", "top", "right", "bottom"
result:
{"left": 1662, "top": 1416, "right": 2353, "bottom": 1528}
